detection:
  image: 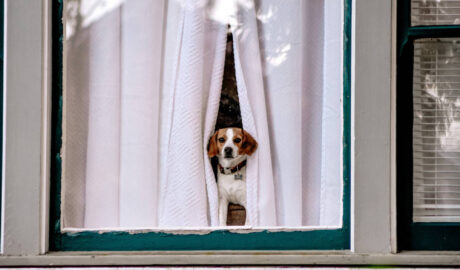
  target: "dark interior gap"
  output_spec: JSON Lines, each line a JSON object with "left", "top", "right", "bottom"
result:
{"left": 214, "top": 28, "right": 245, "bottom": 226}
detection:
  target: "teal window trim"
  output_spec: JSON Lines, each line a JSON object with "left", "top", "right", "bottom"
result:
{"left": 49, "top": 0, "right": 352, "bottom": 251}
{"left": 397, "top": 1, "right": 460, "bottom": 251}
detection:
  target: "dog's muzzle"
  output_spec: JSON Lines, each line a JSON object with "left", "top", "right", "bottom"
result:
{"left": 224, "top": 147, "right": 233, "bottom": 158}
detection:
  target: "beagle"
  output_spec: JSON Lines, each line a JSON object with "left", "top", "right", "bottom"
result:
{"left": 208, "top": 127, "right": 258, "bottom": 226}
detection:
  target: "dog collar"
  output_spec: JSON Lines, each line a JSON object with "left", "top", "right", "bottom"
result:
{"left": 218, "top": 160, "right": 247, "bottom": 175}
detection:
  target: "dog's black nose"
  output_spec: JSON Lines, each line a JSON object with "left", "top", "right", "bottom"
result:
{"left": 224, "top": 147, "right": 233, "bottom": 155}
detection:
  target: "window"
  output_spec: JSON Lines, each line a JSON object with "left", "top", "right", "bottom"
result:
{"left": 2, "top": 0, "right": 409, "bottom": 264}
{"left": 397, "top": 0, "right": 460, "bottom": 251}
{"left": 48, "top": 0, "right": 351, "bottom": 251}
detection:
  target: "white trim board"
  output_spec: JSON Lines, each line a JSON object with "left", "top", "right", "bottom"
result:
{"left": 1, "top": 0, "right": 52, "bottom": 255}
{"left": 390, "top": 0, "right": 398, "bottom": 254}
{"left": 351, "top": 0, "right": 393, "bottom": 253}
{"left": 1, "top": 252, "right": 460, "bottom": 266}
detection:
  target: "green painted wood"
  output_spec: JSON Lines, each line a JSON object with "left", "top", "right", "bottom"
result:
{"left": 49, "top": 0, "right": 352, "bottom": 251}
{"left": 57, "top": 229, "right": 348, "bottom": 251}
{"left": 410, "top": 223, "right": 460, "bottom": 250}
{"left": 342, "top": 0, "right": 352, "bottom": 251}
{"left": 397, "top": 0, "right": 460, "bottom": 251}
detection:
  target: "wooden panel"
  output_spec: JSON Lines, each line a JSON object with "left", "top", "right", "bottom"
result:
{"left": 353, "top": 0, "right": 392, "bottom": 253}
{"left": 2, "top": 0, "right": 51, "bottom": 255}
{"left": 227, "top": 204, "right": 246, "bottom": 226}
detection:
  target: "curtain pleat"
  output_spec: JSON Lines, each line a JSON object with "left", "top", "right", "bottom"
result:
{"left": 119, "top": 0, "right": 165, "bottom": 228}
{"left": 232, "top": 1, "right": 278, "bottom": 226}
{"left": 202, "top": 22, "right": 228, "bottom": 227}
{"left": 158, "top": 0, "right": 227, "bottom": 227}
{"left": 250, "top": 0, "right": 343, "bottom": 227}
{"left": 64, "top": 1, "right": 166, "bottom": 229}
{"left": 83, "top": 7, "right": 122, "bottom": 228}
{"left": 300, "top": 0, "right": 325, "bottom": 226}
{"left": 257, "top": 0, "right": 311, "bottom": 226}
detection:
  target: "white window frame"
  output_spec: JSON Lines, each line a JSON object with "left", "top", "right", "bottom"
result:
{"left": 2, "top": 0, "right": 460, "bottom": 266}
{"left": 1, "top": 0, "right": 51, "bottom": 256}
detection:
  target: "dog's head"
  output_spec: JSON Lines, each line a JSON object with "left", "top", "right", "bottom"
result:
{"left": 207, "top": 128, "right": 258, "bottom": 161}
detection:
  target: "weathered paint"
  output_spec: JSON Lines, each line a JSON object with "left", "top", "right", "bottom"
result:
{"left": 49, "top": 0, "right": 352, "bottom": 251}
{"left": 3, "top": 253, "right": 460, "bottom": 266}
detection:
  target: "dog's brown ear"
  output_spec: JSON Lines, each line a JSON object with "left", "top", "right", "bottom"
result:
{"left": 207, "top": 131, "right": 219, "bottom": 157}
{"left": 240, "top": 130, "right": 258, "bottom": 156}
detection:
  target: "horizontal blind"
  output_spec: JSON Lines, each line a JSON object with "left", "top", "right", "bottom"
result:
{"left": 413, "top": 38, "right": 460, "bottom": 222}
{"left": 412, "top": 0, "right": 460, "bottom": 26}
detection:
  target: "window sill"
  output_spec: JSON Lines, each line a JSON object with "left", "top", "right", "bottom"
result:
{"left": 1, "top": 251, "right": 460, "bottom": 266}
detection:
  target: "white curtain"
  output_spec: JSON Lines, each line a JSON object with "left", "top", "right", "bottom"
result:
{"left": 157, "top": 0, "right": 227, "bottom": 227}
{"left": 62, "top": 0, "right": 342, "bottom": 229}
{"left": 63, "top": 0, "right": 166, "bottom": 228}
{"left": 253, "top": 0, "right": 342, "bottom": 226}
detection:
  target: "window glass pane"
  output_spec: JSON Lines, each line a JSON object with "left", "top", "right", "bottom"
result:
{"left": 62, "top": 0, "right": 344, "bottom": 230}
{"left": 412, "top": 0, "right": 460, "bottom": 26}
{"left": 413, "top": 38, "right": 460, "bottom": 222}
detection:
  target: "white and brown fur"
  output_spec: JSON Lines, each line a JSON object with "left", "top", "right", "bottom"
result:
{"left": 208, "top": 127, "right": 258, "bottom": 226}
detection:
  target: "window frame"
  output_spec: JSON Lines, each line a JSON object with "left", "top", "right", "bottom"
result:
{"left": 396, "top": 0, "right": 460, "bottom": 251}
{"left": 1, "top": 0, "right": 52, "bottom": 255}
{"left": 49, "top": 0, "right": 351, "bottom": 252}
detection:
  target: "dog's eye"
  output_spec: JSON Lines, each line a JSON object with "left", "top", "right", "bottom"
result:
{"left": 218, "top": 138, "right": 225, "bottom": 143}
{"left": 234, "top": 138, "right": 241, "bottom": 143}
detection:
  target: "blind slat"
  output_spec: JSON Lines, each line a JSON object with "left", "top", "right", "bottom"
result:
{"left": 414, "top": 191, "right": 460, "bottom": 194}
{"left": 414, "top": 216, "right": 460, "bottom": 222}
{"left": 414, "top": 204, "right": 460, "bottom": 209}
{"left": 414, "top": 177, "right": 460, "bottom": 180}
{"left": 413, "top": 183, "right": 460, "bottom": 187}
